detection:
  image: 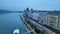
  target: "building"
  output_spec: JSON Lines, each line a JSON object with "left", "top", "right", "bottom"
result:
{"left": 46, "top": 11, "right": 60, "bottom": 34}
{"left": 23, "top": 8, "right": 29, "bottom": 17}
{"left": 28, "top": 9, "right": 33, "bottom": 18}
{"left": 23, "top": 9, "right": 60, "bottom": 34}
{"left": 38, "top": 11, "right": 48, "bottom": 24}
{"left": 23, "top": 8, "right": 33, "bottom": 19}
{"left": 46, "top": 11, "right": 60, "bottom": 29}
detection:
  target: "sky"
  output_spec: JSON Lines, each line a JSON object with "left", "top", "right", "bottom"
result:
{"left": 0, "top": 0, "right": 60, "bottom": 11}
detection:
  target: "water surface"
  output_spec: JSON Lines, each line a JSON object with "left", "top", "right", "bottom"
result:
{"left": 0, "top": 13, "right": 26, "bottom": 34}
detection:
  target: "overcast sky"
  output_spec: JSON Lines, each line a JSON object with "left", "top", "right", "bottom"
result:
{"left": 0, "top": 0, "right": 60, "bottom": 11}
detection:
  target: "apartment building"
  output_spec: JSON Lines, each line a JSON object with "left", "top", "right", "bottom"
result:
{"left": 46, "top": 11, "right": 60, "bottom": 34}
{"left": 38, "top": 11, "right": 48, "bottom": 24}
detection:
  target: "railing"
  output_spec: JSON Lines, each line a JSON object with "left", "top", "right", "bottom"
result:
{"left": 26, "top": 16, "right": 60, "bottom": 34}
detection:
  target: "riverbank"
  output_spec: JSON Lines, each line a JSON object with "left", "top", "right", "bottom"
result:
{"left": 20, "top": 15, "right": 37, "bottom": 34}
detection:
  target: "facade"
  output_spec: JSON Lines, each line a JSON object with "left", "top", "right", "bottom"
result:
{"left": 46, "top": 11, "right": 60, "bottom": 30}
{"left": 46, "top": 15, "right": 58, "bottom": 29}
{"left": 58, "top": 16, "right": 60, "bottom": 30}
{"left": 38, "top": 11, "right": 48, "bottom": 24}
{"left": 23, "top": 8, "right": 33, "bottom": 18}
{"left": 23, "top": 8, "right": 29, "bottom": 17}
{"left": 38, "top": 11, "right": 57, "bottom": 34}
{"left": 46, "top": 11, "right": 60, "bottom": 34}
{"left": 27, "top": 9, "right": 33, "bottom": 18}
{"left": 32, "top": 12, "right": 39, "bottom": 20}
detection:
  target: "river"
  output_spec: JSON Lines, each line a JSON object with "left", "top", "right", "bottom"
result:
{"left": 0, "top": 13, "right": 27, "bottom": 34}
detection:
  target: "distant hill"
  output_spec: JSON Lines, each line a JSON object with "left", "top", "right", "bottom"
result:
{"left": 0, "top": 10, "right": 24, "bottom": 14}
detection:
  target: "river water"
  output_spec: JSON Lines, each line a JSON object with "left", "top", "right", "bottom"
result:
{"left": 0, "top": 13, "right": 27, "bottom": 34}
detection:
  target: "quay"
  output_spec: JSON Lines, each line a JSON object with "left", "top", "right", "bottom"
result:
{"left": 20, "top": 15, "right": 37, "bottom": 34}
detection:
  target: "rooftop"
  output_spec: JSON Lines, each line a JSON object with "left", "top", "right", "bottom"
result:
{"left": 47, "top": 11, "right": 60, "bottom": 15}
